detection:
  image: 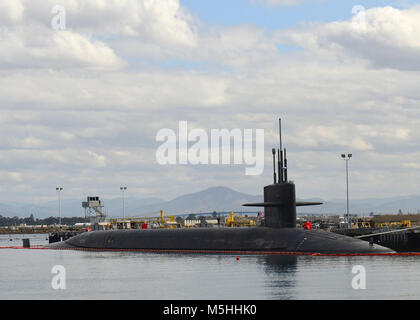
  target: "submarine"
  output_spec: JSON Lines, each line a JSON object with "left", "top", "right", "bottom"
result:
{"left": 48, "top": 119, "right": 394, "bottom": 254}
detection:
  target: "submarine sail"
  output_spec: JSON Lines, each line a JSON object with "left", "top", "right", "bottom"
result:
{"left": 243, "top": 118, "right": 322, "bottom": 228}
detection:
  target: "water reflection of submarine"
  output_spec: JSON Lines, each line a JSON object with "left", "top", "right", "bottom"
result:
{"left": 48, "top": 119, "right": 394, "bottom": 254}
{"left": 257, "top": 255, "right": 299, "bottom": 298}
{"left": 258, "top": 255, "right": 298, "bottom": 274}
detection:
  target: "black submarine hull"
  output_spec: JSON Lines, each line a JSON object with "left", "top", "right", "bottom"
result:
{"left": 48, "top": 227, "right": 394, "bottom": 254}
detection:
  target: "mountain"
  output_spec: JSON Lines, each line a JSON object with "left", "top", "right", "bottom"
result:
{"left": 1, "top": 186, "right": 420, "bottom": 218}
{"left": 131, "top": 186, "right": 263, "bottom": 216}
{"left": 0, "top": 187, "right": 262, "bottom": 218}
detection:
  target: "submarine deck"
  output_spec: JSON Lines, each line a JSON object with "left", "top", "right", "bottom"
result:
{"left": 45, "top": 227, "right": 395, "bottom": 254}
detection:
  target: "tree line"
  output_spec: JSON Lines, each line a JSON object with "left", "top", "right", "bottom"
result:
{"left": 0, "top": 214, "right": 89, "bottom": 227}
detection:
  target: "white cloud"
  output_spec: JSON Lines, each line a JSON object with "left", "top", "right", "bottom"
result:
{"left": 8, "top": 172, "right": 23, "bottom": 183}
{"left": 395, "top": 128, "right": 410, "bottom": 140}
{"left": 0, "top": 24, "right": 123, "bottom": 70}
{"left": 2, "top": 2, "right": 420, "bottom": 204}
{"left": 0, "top": 0, "right": 24, "bottom": 24}
{"left": 24, "top": 0, "right": 197, "bottom": 46}
{"left": 278, "top": 6, "right": 420, "bottom": 70}
{"left": 0, "top": 0, "right": 197, "bottom": 70}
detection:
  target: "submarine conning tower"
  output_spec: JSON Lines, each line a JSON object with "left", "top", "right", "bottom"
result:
{"left": 264, "top": 182, "right": 297, "bottom": 228}
{"left": 243, "top": 118, "right": 322, "bottom": 228}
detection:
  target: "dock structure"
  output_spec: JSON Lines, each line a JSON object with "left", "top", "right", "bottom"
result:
{"left": 82, "top": 196, "right": 107, "bottom": 225}
{"left": 328, "top": 214, "right": 420, "bottom": 252}
{"left": 334, "top": 227, "right": 420, "bottom": 252}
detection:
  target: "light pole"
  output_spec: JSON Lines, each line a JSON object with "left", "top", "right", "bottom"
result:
{"left": 120, "top": 187, "right": 127, "bottom": 219}
{"left": 341, "top": 154, "right": 352, "bottom": 228}
{"left": 56, "top": 187, "right": 63, "bottom": 226}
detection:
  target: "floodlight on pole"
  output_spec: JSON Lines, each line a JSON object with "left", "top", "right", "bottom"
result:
{"left": 340, "top": 154, "right": 352, "bottom": 228}
{"left": 120, "top": 187, "right": 127, "bottom": 219}
{"left": 56, "top": 187, "right": 63, "bottom": 226}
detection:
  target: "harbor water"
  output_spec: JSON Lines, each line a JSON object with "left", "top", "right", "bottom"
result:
{"left": 1, "top": 234, "right": 420, "bottom": 300}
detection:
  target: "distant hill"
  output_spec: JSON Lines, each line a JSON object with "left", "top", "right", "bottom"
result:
{"left": 131, "top": 186, "right": 263, "bottom": 216}
{"left": 1, "top": 186, "right": 420, "bottom": 218}
{"left": 0, "top": 186, "right": 263, "bottom": 218}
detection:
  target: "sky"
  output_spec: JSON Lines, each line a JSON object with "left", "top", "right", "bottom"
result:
{"left": 1, "top": 0, "right": 420, "bottom": 204}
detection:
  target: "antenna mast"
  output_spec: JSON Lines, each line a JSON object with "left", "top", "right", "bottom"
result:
{"left": 278, "top": 118, "right": 284, "bottom": 183}
{"left": 284, "top": 148, "right": 288, "bottom": 182}
{"left": 272, "top": 148, "right": 277, "bottom": 184}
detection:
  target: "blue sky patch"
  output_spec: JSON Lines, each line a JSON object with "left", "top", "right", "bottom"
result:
{"left": 180, "top": 0, "right": 410, "bottom": 30}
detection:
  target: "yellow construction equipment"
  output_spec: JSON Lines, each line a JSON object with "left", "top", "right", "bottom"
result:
{"left": 375, "top": 220, "right": 412, "bottom": 229}
{"left": 354, "top": 221, "right": 373, "bottom": 229}
{"left": 225, "top": 212, "right": 256, "bottom": 228}
{"left": 110, "top": 210, "right": 180, "bottom": 229}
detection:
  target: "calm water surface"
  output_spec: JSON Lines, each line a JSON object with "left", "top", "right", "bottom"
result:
{"left": 1, "top": 234, "right": 420, "bottom": 300}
